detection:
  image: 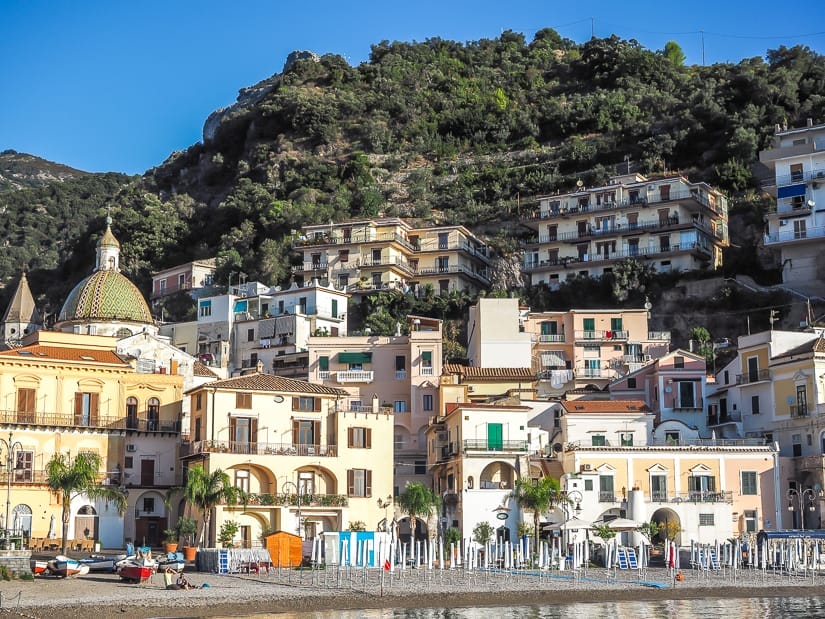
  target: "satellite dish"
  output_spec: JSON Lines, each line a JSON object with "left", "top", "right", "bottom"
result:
{"left": 553, "top": 442, "right": 563, "bottom": 453}
{"left": 807, "top": 200, "right": 816, "bottom": 208}
{"left": 273, "top": 396, "right": 285, "bottom": 403}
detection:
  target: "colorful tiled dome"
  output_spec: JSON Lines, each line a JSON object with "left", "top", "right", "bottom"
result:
{"left": 58, "top": 270, "right": 152, "bottom": 324}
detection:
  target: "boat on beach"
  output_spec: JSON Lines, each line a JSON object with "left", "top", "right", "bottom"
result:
{"left": 78, "top": 554, "right": 125, "bottom": 573}
{"left": 47, "top": 556, "right": 90, "bottom": 577}
{"left": 30, "top": 559, "right": 49, "bottom": 575}
{"left": 118, "top": 564, "right": 155, "bottom": 583}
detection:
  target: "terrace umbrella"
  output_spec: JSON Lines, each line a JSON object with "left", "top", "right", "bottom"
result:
{"left": 603, "top": 517, "right": 643, "bottom": 531}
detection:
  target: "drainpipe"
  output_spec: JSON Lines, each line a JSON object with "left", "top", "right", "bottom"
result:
{"left": 772, "top": 442, "right": 781, "bottom": 531}
{"left": 210, "top": 386, "right": 218, "bottom": 443}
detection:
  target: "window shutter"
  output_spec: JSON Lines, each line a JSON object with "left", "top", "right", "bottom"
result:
{"left": 365, "top": 470, "right": 372, "bottom": 497}
{"left": 89, "top": 393, "right": 99, "bottom": 426}
{"left": 292, "top": 421, "right": 299, "bottom": 445}
{"left": 347, "top": 428, "right": 354, "bottom": 448}
{"left": 313, "top": 421, "right": 321, "bottom": 445}
{"left": 708, "top": 477, "right": 716, "bottom": 491}
{"left": 347, "top": 470, "right": 355, "bottom": 496}
{"left": 229, "top": 417, "right": 237, "bottom": 443}
{"left": 314, "top": 397, "right": 321, "bottom": 412}
{"left": 422, "top": 351, "right": 432, "bottom": 363}
{"left": 319, "top": 356, "right": 329, "bottom": 371}
{"left": 251, "top": 418, "right": 258, "bottom": 443}
{"left": 74, "top": 393, "right": 83, "bottom": 424}
{"left": 365, "top": 428, "right": 372, "bottom": 449}
{"left": 292, "top": 397, "right": 299, "bottom": 411}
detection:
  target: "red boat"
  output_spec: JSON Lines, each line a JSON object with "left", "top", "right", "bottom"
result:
{"left": 118, "top": 564, "right": 154, "bottom": 583}
{"left": 30, "top": 559, "right": 49, "bottom": 575}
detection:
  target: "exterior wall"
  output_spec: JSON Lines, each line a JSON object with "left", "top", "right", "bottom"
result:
{"left": 467, "top": 298, "right": 532, "bottom": 368}
{"left": 151, "top": 259, "right": 216, "bottom": 300}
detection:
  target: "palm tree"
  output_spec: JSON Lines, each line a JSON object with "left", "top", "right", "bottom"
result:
{"left": 46, "top": 452, "right": 127, "bottom": 556}
{"left": 512, "top": 477, "right": 567, "bottom": 542}
{"left": 183, "top": 464, "right": 242, "bottom": 546}
{"left": 397, "top": 483, "right": 440, "bottom": 543}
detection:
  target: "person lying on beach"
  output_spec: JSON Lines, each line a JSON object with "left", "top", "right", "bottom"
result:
{"left": 176, "top": 574, "right": 193, "bottom": 590}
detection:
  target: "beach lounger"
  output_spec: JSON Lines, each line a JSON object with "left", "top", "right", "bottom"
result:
{"left": 626, "top": 547, "right": 639, "bottom": 570}
{"left": 617, "top": 547, "right": 629, "bottom": 570}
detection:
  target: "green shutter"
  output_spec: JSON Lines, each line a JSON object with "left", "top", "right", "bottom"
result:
{"left": 611, "top": 317, "right": 622, "bottom": 331}
{"left": 583, "top": 318, "right": 595, "bottom": 331}
{"left": 338, "top": 352, "right": 372, "bottom": 364}
{"left": 331, "top": 299, "right": 338, "bottom": 318}
{"left": 487, "top": 423, "right": 503, "bottom": 450}
{"left": 422, "top": 351, "right": 432, "bottom": 362}
{"left": 319, "top": 356, "right": 329, "bottom": 371}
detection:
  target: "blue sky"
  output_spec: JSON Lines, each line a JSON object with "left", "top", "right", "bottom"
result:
{"left": 2, "top": 1, "right": 824, "bottom": 175}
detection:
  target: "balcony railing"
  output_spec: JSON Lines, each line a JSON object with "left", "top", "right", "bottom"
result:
{"left": 189, "top": 440, "right": 338, "bottom": 457}
{"left": 648, "top": 331, "right": 671, "bottom": 341}
{"left": 292, "top": 262, "right": 329, "bottom": 273}
{"left": 529, "top": 188, "right": 726, "bottom": 219}
{"left": 151, "top": 279, "right": 193, "bottom": 299}
{"left": 567, "top": 437, "right": 766, "bottom": 448}
{"left": 577, "top": 368, "right": 617, "bottom": 379}
{"left": 0, "top": 410, "right": 180, "bottom": 432}
{"left": 765, "top": 226, "right": 825, "bottom": 245}
{"left": 763, "top": 169, "right": 825, "bottom": 188}
{"left": 463, "top": 439, "right": 529, "bottom": 452}
{"left": 599, "top": 492, "right": 616, "bottom": 503}
{"left": 676, "top": 491, "right": 733, "bottom": 504}
{"left": 336, "top": 370, "right": 374, "bottom": 383}
{"left": 420, "top": 366, "right": 434, "bottom": 376}
{"left": 575, "top": 330, "right": 628, "bottom": 341}
{"left": 707, "top": 411, "right": 742, "bottom": 426}
{"left": 238, "top": 493, "right": 348, "bottom": 507}
{"left": 538, "top": 334, "right": 565, "bottom": 342}
{"left": 294, "top": 231, "right": 415, "bottom": 251}
{"left": 736, "top": 369, "right": 771, "bottom": 385}
{"left": 790, "top": 404, "right": 809, "bottom": 418}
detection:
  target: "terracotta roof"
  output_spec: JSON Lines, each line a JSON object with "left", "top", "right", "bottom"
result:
{"left": 561, "top": 399, "right": 650, "bottom": 414}
{"left": 193, "top": 361, "right": 219, "bottom": 378}
{"left": 443, "top": 365, "right": 534, "bottom": 380}
{"left": 773, "top": 337, "right": 821, "bottom": 359}
{"left": 815, "top": 336, "right": 825, "bottom": 353}
{"left": 0, "top": 345, "right": 128, "bottom": 365}
{"left": 192, "top": 372, "right": 348, "bottom": 396}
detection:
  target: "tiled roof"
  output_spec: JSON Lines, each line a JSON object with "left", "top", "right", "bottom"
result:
{"left": 815, "top": 336, "right": 825, "bottom": 353}
{"left": 562, "top": 399, "right": 650, "bottom": 414}
{"left": 2, "top": 272, "right": 42, "bottom": 325}
{"left": 773, "top": 337, "right": 822, "bottom": 359}
{"left": 58, "top": 270, "right": 152, "bottom": 324}
{"left": 193, "top": 361, "right": 219, "bottom": 378}
{"left": 195, "top": 372, "right": 348, "bottom": 396}
{"left": 0, "top": 345, "right": 128, "bottom": 365}
{"left": 443, "top": 365, "right": 534, "bottom": 380}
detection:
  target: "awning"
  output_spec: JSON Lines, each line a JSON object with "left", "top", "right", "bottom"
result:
{"left": 778, "top": 184, "right": 806, "bottom": 199}
{"left": 541, "top": 351, "right": 566, "bottom": 367}
{"left": 338, "top": 352, "right": 372, "bottom": 364}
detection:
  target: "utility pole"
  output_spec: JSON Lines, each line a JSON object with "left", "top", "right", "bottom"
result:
{"left": 591, "top": 17, "right": 595, "bottom": 39}
{"left": 700, "top": 30, "right": 705, "bottom": 66}
{"left": 770, "top": 309, "right": 779, "bottom": 330}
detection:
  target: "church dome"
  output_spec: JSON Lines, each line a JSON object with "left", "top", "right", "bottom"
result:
{"left": 58, "top": 270, "right": 152, "bottom": 324}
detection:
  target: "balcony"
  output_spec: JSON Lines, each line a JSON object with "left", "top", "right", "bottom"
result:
{"left": 736, "top": 369, "right": 771, "bottom": 385}
{"left": 151, "top": 279, "right": 193, "bottom": 299}
{"left": 240, "top": 493, "right": 348, "bottom": 507}
{"left": 707, "top": 411, "right": 742, "bottom": 426}
{"left": 294, "top": 231, "right": 415, "bottom": 251}
{"left": 414, "top": 264, "right": 491, "bottom": 285}
{"left": 336, "top": 370, "right": 374, "bottom": 383}
{"left": 675, "top": 491, "right": 733, "bottom": 504}
{"left": 648, "top": 331, "right": 671, "bottom": 341}
{"left": 599, "top": 492, "right": 616, "bottom": 503}
{"left": 463, "top": 439, "right": 529, "bottom": 452}
{"left": 125, "top": 417, "right": 181, "bottom": 433}
{"left": 538, "top": 334, "right": 565, "bottom": 343}
{"left": 0, "top": 410, "right": 148, "bottom": 431}
{"left": 575, "top": 330, "right": 628, "bottom": 341}
{"left": 790, "top": 404, "right": 809, "bottom": 418}
{"left": 765, "top": 226, "right": 825, "bottom": 245}
{"left": 420, "top": 366, "right": 434, "bottom": 376}
{"left": 762, "top": 168, "right": 825, "bottom": 188}
{"left": 577, "top": 368, "right": 617, "bottom": 379}
{"left": 189, "top": 440, "right": 338, "bottom": 457}
{"left": 291, "top": 262, "right": 329, "bottom": 273}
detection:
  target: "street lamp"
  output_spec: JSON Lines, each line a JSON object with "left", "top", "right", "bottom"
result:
{"left": 787, "top": 487, "right": 817, "bottom": 530}
{"left": 377, "top": 495, "right": 392, "bottom": 531}
{"left": 563, "top": 490, "right": 583, "bottom": 518}
{"left": 0, "top": 432, "right": 23, "bottom": 549}
{"left": 281, "top": 480, "right": 302, "bottom": 538}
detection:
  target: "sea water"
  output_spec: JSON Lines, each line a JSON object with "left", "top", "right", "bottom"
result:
{"left": 204, "top": 596, "right": 825, "bottom": 618}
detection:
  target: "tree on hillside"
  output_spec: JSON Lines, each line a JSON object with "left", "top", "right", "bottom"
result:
{"left": 397, "top": 483, "right": 441, "bottom": 542}
{"left": 46, "top": 452, "right": 128, "bottom": 556}
{"left": 663, "top": 41, "right": 686, "bottom": 66}
{"left": 184, "top": 465, "right": 243, "bottom": 546}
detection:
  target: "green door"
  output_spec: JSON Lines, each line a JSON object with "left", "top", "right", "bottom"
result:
{"left": 487, "top": 423, "right": 503, "bottom": 450}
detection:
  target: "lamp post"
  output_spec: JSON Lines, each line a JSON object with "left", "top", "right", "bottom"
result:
{"left": 787, "top": 487, "right": 817, "bottom": 530}
{"left": 282, "top": 480, "right": 302, "bottom": 538}
{"left": 377, "top": 495, "right": 392, "bottom": 531}
{"left": 561, "top": 490, "right": 583, "bottom": 547}
{"left": 0, "top": 432, "right": 23, "bottom": 549}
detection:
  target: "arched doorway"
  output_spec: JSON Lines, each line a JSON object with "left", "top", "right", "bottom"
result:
{"left": 397, "top": 516, "right": 428, "bottom": 544}
{"left": 12, "top": 504, "right": 32, "bottom": 539}
{"left": 650, "top": 507, "right": 682, "bottom": 546}
{"left": 75, "top": 505, "right": 98, "bottom": 542}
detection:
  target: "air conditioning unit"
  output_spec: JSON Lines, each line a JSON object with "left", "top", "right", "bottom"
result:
{"left": 816, "top": 171, "right": 825, "bottom": 179}
{"left": 467, "top": 386, "right": 475, "bottom": 392}
{"left": 437, "top": 432, "right": 448, "bottom": 441}
{"left": 579, "top": 464, "right": 592, "bottom": 472}
{"left": 126, "top": 444, "right": 137, "bottom": 453}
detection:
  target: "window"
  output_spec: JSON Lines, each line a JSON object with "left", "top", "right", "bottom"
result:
{"left": 699, "top": 514, "right": 715, "bottom": 526}
{"left": 599, "top": 475, "right": 614, "bottom": 501}
{"left": 124, "top": 456, "right": 133, "bottom": 469}
{"left": 689, "top": 475, "right": 716, "bottom": 497}
{"left": 610, "top": 317, "right": 623, "bottom": 332}
{"left": 751, "top": 395, "right": 760, "bottom": 415}
{"left": 292, "top": 396, "right": 320, "bottom": 412}
{"left": 790, "top": 163, "right": 803, "bottom": 182}
{"left": 741, "top": 471, "right": 758, "bottom": 495}
{"left": 651, "top": 474, "right": 667, "bottom": 501}
{"left": 438, "top": 232, "right": 449, "bottom": 249}
{"left": 423, "top": 394, "right": 433, "bottom": 411}
{"left": 411, "top": 461, "right": 426, "bottom": 475}
{"left": 195, "top": 393, "right": 203, "bottom": 411}
{"left": 231, "top": 416, "right": 256, "bottom": 444}
{"left": 394, "top": 401, "right": 407, "bottom": 413}
{"left": 147, "top": 397, "right": 160, "bottom": 431}
{"left": 665, "top": 431, "right": 680, "bottom": 445}
{"left": 591, "top": 435, "right": 606, "bottom": 446}
{"left": 319, "top": 356, "right": 329, "bottom": 374}
{"left": 678, "top": 381, "right": 695, "bottom": 408}
{"left": 236, "top": 393, "right": 252, "bottom": 409}
{"left": 627, "top": 377, "right": 637, "bottom": 389}
{"left": 142, "top": 497, "right": 155, "bottom": 514}
{"left": 620, "top": 432, "right": 633, "bottom": 446}
{"left": 348, "top": 427, "right": 372, "bottom": 448}
{"left": 584, "top": 479, "right": 593, "bottom": 491}
{"left": 14, "top": 450, "right": 33, "bottom": 482}
{"left": 583, "top": 318, "right": 595, "bottom": 333}
{"left": 793, "top": 433, "right": 802, "bottom": 457}
{"left": 199, "top": 300, "right": 212, "bottom": 317}
{"left": 797, "top": 385, "right": 809, "bottom": 417}
{"left": 674, "top": 356, "right": 685, "bottom": 369}
{"left": 744, "top": 510, "right": 758, "bottom": 533}
{"left": 247, "top": 328, "right": 255, "bottom": 342}
{"left": 350, "top": 400, "right": 362, "bottom": 412}
{"left": 395, "top": 355, "right": 406, "bottom": 379}
{"left": 331, "top": 299, "right": 338, "bottom": 318}
{"left": 235, "top": 469, "right": 250, "bottom": 493}
{"left": 347, "top": 469, "right": 372, "bottom": 497}
{"left": 16, "top": 388, "right": 36, "bottom": 422}
{"left": 74, "top": 392, "right": 99, "bottom": 426}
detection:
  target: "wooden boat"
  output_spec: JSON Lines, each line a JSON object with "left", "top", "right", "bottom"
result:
{"left": 47, "top": 556, "right": 90, "bottom": 577}
{"left": 157, "top": 551, "right": 185, "bottom": 573}
{"left": 118, "top": 564, "right": 154, "bottom": 583}
{"left": 30, "top": 559, "right": 49, "bottom": 575}
{"left": 79, "top": 554, "right": 122, "bottom": 573}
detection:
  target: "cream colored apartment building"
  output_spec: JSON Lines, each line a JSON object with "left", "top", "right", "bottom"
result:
{"left": 521, "top": 173, "right": 729, "bottom": 287}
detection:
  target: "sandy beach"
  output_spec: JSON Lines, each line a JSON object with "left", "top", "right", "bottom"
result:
{"left": 0, "top": 566, "right": 824, "bottom": 618}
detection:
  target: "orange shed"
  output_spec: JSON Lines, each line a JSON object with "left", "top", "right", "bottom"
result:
{"left": 265, "top": 531, "right": 302, "bottom": 567}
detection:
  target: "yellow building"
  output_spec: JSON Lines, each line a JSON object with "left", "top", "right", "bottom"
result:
{"left": 183, "top": 372, "right": 394, "bottom": 545}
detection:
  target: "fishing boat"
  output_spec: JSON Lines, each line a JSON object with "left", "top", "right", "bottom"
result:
{"left": 47, "top": 556, "right": 90, "bottom": 577}
{"left": 157, "top": 551, "right": 185, "bottom": 572}
{"left": 78, "top": 554, "right": 124, "bottom": 573}
{"left": 30, "top": 559, "right": 49, "bottom": 576}
{"left": 118, "top": 564, "right": 155, "bottom": 583}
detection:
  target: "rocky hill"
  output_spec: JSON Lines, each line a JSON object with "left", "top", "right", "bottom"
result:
{"left": 0, "top": 150, "right": 88, "bottom": 191}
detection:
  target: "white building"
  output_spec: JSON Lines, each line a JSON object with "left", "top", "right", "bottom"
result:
{"left": 466, "top": 298, "right": 532, "bottom": 368}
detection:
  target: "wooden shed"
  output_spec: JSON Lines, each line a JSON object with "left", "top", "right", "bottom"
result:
{"left": 265, "top": 531, "right": 302, "bottom": 567}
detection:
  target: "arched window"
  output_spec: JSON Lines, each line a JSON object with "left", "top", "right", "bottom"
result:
{"left": 147, "top": 397, "right": 160, "bottom": 431}
{"left": 126, "top": 397, "right": 138, "bottom": 429}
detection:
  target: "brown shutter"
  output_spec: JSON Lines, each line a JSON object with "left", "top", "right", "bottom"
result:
{"left": 229, "top": 417, "right": 237, "bottom": 445}
{"left": 313, "top": 421, "right": 321, "bottom": 445}
{"left": 292, "top": 397, "right": 299, "bottom": 411}
{"left": 292, "top": 421, "right": 299, "bottom": 445}
{"left": 251, "top": 418, "right": 258, "bottom": 443}
{"left": 90, "top": 393, "right": 99, "bottom": 426}
{"left": 74, "top": 393, "right": 83, "bottom": 425}
{"left": 347, "top": 428, "right": 354, "bottom": 448}
{"left": 347, "top": 470, "right": 355, "bottom": 496}
{"left": 365, "top": 470, "right": 372, "bottom": 497}
{"left": 365, "top": 428, "right": 372, "bottom": 449}
{"left": 313, "top": 397, "right": 321, "bottom": 412}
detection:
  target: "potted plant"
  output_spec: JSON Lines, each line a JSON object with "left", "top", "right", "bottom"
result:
{"left": 163, "top": 528, "right": 178, "bottom": 553}
{"left": 176, "top": 516, "right": 198, "bottom": 561}
{"left": 218, "top": 520, "right": 240, "bottom": 548}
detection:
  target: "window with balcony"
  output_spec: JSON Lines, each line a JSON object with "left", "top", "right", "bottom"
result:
{"left": 147, "top": 397, "right": 160, "bottom": 431}
{"left": 421, "top": 351, "right": 433, "bottom": 375}
{"left": 16, "top": 388, "right": 36, "bottom": 423}
{"left": 74, "top": 392, "right": 99, "bottom": 426}
{"left": 293, "top": 420, "right": 318, "bottom": 446}
{"left": 347, "top": 469, "right": 372, "bottom": 497}
{"left": 438, "top": 232, "right": 449, "bottom": 249}
{"left": 599, "top": 475, "right": 614, "bottom": 501}
{"left": 318, "top": 356, "right": 329, "bottom": 378}
{"left": 232, "top": 416, "right": 256, "bottom": 445}
{"left": 591, "top": 434, "right": 606, "bottom": 446}
{"left": 14, "top": 450, "right": 33, "bottom": 482}
{"left": 740, "top": 471, "right": 757, "bottom": 495}
{"left": 688, "top": 475, "right": 716, "bottom": 499}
